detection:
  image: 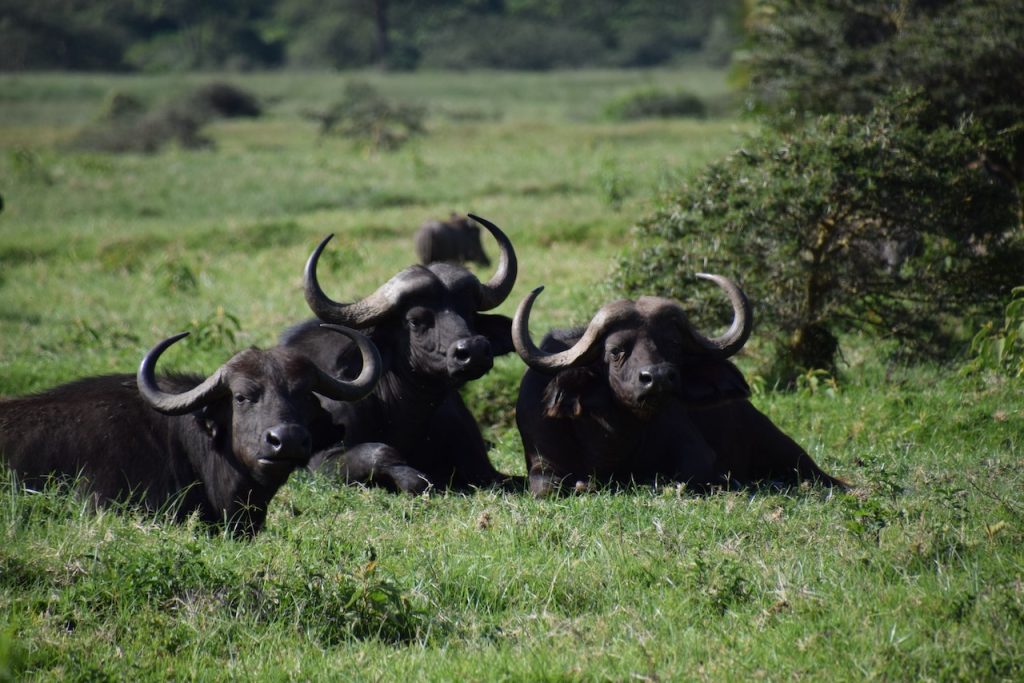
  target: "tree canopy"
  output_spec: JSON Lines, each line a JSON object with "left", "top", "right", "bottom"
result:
{"left": 0, "top": 0, "right": 743, "bottom": 71}
{"left": 618, "top": 0, "right": 1024, "bottom": 381}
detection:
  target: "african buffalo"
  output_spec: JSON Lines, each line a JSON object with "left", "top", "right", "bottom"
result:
{"left": 512, "top": 275, "right": 844, "bottom": 496}
{"left": 0, "top": 325, "right": 380, "bottom": 535}
{"left": 414, "top": 213, "right": 491, "bottom": 266}
{"left": 282, "top": 214, "right": 518, "bottom": 493}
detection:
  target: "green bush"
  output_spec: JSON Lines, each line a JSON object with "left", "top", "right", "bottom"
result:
{"left": 614, "top": 93, "right": 1023, "bottom": 383}
{"left": 71, "top": 82, "right": 261, "bottom": 154}
{"left": 604, "top": 89, "right": 706, "bottom": 121}
{"left": 305, "top": 81, "right": 425, "bottom": 152}
{"left": 963, "top": 287, "right": 1024, "bottom": 378}
{"left": 743, "top": 0, "right": 1023, "bottom": 212}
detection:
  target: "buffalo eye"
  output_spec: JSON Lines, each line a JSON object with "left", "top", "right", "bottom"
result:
{"left": 608, "top": 347, "right": 625, "bottom": 362}
{"left": 406, "top": 310, "right": 433, "bottom": 333}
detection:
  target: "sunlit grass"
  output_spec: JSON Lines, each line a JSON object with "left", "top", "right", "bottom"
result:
{"left": 1, "top": 68, "right": 1022, "bottom": 680}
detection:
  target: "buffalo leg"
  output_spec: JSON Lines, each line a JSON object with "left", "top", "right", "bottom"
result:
{"left": 742, "top": 405, "right": 846, "bottom": 489}
{"left": 526, "top": 456, "right": 587, "bottom": 497}
{"left": 424, "top": 395, "right": 516, "bottom": 490}
{"left": 310, "top": 443, "right": 432, "bottom": 494}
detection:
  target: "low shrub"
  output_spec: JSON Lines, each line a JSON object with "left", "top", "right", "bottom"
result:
{"left": 963, "top": 286, "right": 1024, "bottom": 378}
{"left": 304, "top": 81, "right": 425, "bottom": 152}
{"left": 71, "top": 82, "right": 261, "bottom": 154}
{"left": 604, "top": 89, "right": 706, "bottom": 121}
{"left": 72, "top": 108, "right": 212, "bottom": 153}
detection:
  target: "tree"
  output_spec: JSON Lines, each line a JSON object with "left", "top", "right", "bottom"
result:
{"left": 615, "top": 93, "right": 1023, "bottom": 381}
{"left": 123, "top": 0, "right": 284, "bottom": 71}
{"left": 743, "top": 0, "right": 1023, "bottom": 212}
{"left": 614, "top": 0, "right": 1024, "bottom": 381}
{"left": 0, "top": 0, "right": 132, "bottom": 70}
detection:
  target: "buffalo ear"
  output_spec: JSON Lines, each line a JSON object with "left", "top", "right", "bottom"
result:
{"left": 475, "top": 313, "right": 514, "bottom": 356}
{"left": 195, "top": 405, "right": 222, "bottom": 440}
{"left": 542, "top": 368, "right": 596, "bottom": 419}
{"left": 678, "top": 358, "right": 751, "bottom": 405}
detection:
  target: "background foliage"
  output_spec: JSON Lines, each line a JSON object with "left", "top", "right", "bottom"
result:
{"left": 617, "top": 93, "right": 1023, "bottom": 378}
{"left": 0, "top": 0, "right": 744, "bottom": 72}
{"left": 618, "top": 0, "right": 1024, "bottom": 381}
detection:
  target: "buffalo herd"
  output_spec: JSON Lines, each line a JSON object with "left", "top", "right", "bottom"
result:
{"left": 0, "top": 214, "right": 843, "bottom": 534}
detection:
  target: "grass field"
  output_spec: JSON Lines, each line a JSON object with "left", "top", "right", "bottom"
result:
{"left": 1, "top": 68, "right": 1022, "bottom": 681}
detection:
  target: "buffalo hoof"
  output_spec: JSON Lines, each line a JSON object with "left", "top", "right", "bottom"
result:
{"left": 389, "top": 466, "right": 432, "bottom": 495}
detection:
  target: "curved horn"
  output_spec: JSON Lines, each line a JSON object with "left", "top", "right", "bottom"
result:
{"left": 304, "top": 234, "right": 405, "bottom": 327}
{"left": 468, "top": 214, "right": 517, "bottom": 311}
{"left": 313, "top": 324, "right": 383, "bottom": 401}
{"left": 513, "top": 287, "right": 626, "bottom": 374}
{"left": 137, "top": 332, "right": 228, "bottom": 415}
{"left": 692, "top": 273, "right": 753, "bottom": 357}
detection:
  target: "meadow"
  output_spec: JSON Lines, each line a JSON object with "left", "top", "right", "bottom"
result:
{"left": 0, "top": 68, "right": 1022, "bottom": 680}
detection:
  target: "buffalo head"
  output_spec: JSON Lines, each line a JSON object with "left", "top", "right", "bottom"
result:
{"left": 304, "top": 214, "right": 516, "bottom": 388}
{"left": 449, "top": 216, "right": 491, "bottom": 266}
{"left": 415, "top": 214, "right": 491, "bottom": 266}
{"left": 513, "top": 274, "right": 753, "bottom": 416}
{"left": 137, "top": 324, "right": 380, "bottom": 486}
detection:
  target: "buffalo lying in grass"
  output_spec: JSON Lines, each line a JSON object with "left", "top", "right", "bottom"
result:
{"left": 512, "top": 275, "right": 844, "bottom": 496}
{"left": 0, "top": 325, "right": 380, "bottom": 535}
{"left": 414, "top": 213, "right": 491, "bottom": 266}
{"left": 283, "top": 214, "right": 519, "bottom": 493}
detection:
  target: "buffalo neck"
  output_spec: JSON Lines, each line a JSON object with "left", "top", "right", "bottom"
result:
{"left": 170, "top": 414, "right": 276, "bottom": 535}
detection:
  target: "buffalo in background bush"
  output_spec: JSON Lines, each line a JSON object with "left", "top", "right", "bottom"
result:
{"left": 414, "top": 213, "right": 491, "bottom": 266}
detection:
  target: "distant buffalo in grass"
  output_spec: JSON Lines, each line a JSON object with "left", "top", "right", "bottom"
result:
{"left": 512, "top": 275, "right": 845, "bottom": 496}
{"left": 0, "top": 326, "right": 380, "bottom": 535}
{"left": 414, "top": 213, "right": 491, "bottom": 266}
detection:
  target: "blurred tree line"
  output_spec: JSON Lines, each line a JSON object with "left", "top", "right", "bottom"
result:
{"left": 0, "top": 0, "right": 742, "bottom": 71}
{"left": 617, "top": 0, "right": 1024, "bottom": 383}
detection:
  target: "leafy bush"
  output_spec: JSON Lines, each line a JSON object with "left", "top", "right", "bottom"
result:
{"left": 98, "top": 91, "right": 146, "bottom": 120}
{"left": 305, "top": 81, "right": 425, "bottom": 152}
{"left": 743, "top": 0, "right": 1023, "bottom": 212}
{"left": 604, "top": 88, "right": 706, "bottom": 121}
{"left": 71, "top": 83, "right": 261, "bottom": 154}
{"left": 963, "top": 287, "right": 1024, "bottom": 378}
{"left": 72, "top": 107, "right": 212, "bottom": 153}
{"left": 188, "top": 307, "right": 242, "bottom": 352}
{"left": 615, "top": 93, "right": 1023, "bottom": 383}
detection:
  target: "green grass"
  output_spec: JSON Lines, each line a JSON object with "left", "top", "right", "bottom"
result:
{"left": 1, "top": 68, "right": 1023, "bottom": 680}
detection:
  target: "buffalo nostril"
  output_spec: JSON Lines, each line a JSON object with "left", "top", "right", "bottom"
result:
{"left": 639, "top": 371, "right": 654, "bottom": 386}
{"left": 265, "top": 431, "right": 282, "bottom": 451}
{"left": 454, "top": 344, "right": 472, "bottom": 363}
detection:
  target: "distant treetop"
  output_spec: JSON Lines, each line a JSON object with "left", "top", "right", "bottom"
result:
{"left": 0, "top": 0, "right": 744, "bottom": 72}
